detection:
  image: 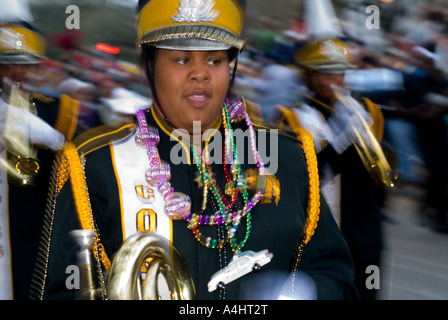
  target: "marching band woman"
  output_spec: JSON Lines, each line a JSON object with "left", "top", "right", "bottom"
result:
{"left": 31, "top": 0, "right": 359, "bottom": 300}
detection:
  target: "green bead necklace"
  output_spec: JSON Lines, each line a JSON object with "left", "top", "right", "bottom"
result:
{"left": 185, "top": 102, "right": 263, "bottom": 254}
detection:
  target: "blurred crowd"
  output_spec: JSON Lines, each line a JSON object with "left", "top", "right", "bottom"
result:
{"left": 24, "top": 47, "right": 152, "bottom": 128}
{"left": 233, "top": 3, "right": 448, "bottom": 234}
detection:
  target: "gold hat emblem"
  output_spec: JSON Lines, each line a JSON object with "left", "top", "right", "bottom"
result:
{"left": 319, "top": 39, "right": 348, "bottom": 61}
{"left": 171, "top": 0, "right": 219, "bottom": 23}
{"left": 0, "top": 27, "right": 28, "bottom": 50}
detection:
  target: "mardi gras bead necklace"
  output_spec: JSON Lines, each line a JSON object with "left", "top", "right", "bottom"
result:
{"left": 187, "top": 100, "right": 265, "bottom": 254}
{"left": 135, "top": 102, "right": 274, "bottom": 293}
{"left": 135, "top": 98, "right": 266, "bottom": 254}
{"left": 135, "top": 109, "right": 191, "bottom": 220}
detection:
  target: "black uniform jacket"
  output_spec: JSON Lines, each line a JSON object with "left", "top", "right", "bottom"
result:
{"left": 32, "top": 105, "right": 359, "bottom": 300}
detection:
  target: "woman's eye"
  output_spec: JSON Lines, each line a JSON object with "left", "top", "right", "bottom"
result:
{"left": 177, "top": 58, "right": 189, "bottom": 64}
{"left": 208, "top": 58, "right": 221, "bottom": 65}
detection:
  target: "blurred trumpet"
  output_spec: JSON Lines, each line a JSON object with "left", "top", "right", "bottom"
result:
{"left": 333, "top": 90, "right": 397, "bottom": 187}
{"left": 1, "top": 77, "right": 42, "bottom": 187}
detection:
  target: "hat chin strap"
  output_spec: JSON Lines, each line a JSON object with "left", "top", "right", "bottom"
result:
{"left": 228, "top": 56, "right": 238, "bottom": 96}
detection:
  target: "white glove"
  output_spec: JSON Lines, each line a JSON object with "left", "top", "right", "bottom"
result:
{"left": 293, "top": 105, "right": 334, "bottom": 153}
{"left": 328, "top": 115, "right": 355, "bottom": 154}
{"left": 27, "top": 110, "right": 65, "bottom": 151}
{"left": 328, "top": 100, "right": 373, "bottom": 154}
{"left": 0, "top": 97, "right": 65, "bottom": 152}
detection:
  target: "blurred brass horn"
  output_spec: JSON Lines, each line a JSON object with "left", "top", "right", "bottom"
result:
{"left": 334, "top": 90, "right": 397, "bottom": 187}
{"left": 70, "top": 230, "right": 196, "bottom": 300}
{"left": 1, "top": 77, "right": 43, "bottom": 187}
{"left": 4, "top": 151, "right": 43, "bottom": 187}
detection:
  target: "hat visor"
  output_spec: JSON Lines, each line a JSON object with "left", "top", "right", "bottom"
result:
{"left": 137, "top": 25, "right": 245, "bottom": 51}
{"left": 305, "top": 62, "right": 356, "bottom": 74}
{"left": 0, "top": 54, "right": 42, "bottom": 64}
{"left": 152, "top": 38, "right": 231, "bottom": 51}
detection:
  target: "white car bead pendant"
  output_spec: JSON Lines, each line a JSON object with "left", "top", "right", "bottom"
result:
{"left": 207, "top": 249, "right": 274, "bottom": 292}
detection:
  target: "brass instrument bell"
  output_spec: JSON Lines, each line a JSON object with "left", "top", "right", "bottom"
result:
{"left": 333, "top": 90, "right": 397, "bottom": 187}
{"left": 1, "top": 77, "right": 43, "bottom": 187}
{"left": 71, "top": 230, "right": 196, "bottom": 300}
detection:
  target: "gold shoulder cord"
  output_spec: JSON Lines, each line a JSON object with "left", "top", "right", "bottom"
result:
{"left": 292, "top": 128, "right": 321, "bottom": 293}
{"left": 275, "top": 106, "right": 321, "bottom": 292}
{"left": 295, "top": 127, "right": 320, "bottom": 245}
{"left": 62, "top": 142, "right": 111, "bottom": 271}
{"left": 275, "top": 106, "right": 320, "bottom": 243}
{"left": 30, "top": 122, "right": 134, "bottom": 299}
{"left": 63, "top": 120, "right": 134, "bottom": 263}
{"left": 54, "top": 94, "right": 80, "bottom": 141}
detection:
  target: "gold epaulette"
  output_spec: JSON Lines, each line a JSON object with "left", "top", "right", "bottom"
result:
{"left": 289, "top": 125, "right": 321, "bottom": 293}
{"left": 73, "top": 117, "right": 135, "bottom": 155}
{"left": 53, "top": 117, "right": 135, "bottom": 210}
{"left": 54, "top": 118, "right": 135, "bottom": 194}
{"left": 363, "top": 97, "right": 385, "bottom": 142}
{"left": 30, "top": 92, "right": 56, "bottom": 104}
{"left": 295, "top": 127, "right": 320, "bottom": 245}
{"left": 274, "top": 104, "right": 303, "bottom": 135}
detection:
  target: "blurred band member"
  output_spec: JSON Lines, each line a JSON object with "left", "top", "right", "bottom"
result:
{"left": 271, "top": 38, "right": 389, "bottom": 299}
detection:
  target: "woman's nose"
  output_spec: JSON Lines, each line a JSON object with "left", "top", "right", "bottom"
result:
{"left": 188, "top": 62, "right": 210, "bottom": 82}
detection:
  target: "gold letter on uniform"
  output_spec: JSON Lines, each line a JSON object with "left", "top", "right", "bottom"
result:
{"left": 135, "top": 184, "right": 155, "bottom": 203}
{"left": 136, "top": 209, "right": 157, "bottom": 233}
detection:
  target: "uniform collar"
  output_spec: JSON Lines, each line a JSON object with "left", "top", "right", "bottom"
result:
{"left": 149, "top": 104, "right": 223, "bottom": 165}
{"left": 304, "top": 93, "right": 336, "bottom": 118}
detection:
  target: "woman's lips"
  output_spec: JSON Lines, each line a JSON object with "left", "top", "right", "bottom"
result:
{"left": 185, "top": 90, "right": 209, "bottom": 108}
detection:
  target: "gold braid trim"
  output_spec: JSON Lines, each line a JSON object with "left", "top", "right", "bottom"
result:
{"left": 62, "top": 143, "right": 111, "bottom": 271}
{"left": 289, "top": 121, "right": 321, "bottom": 292}
{"left": 294, "top": 127, "right": 320, "bottom": 245}
{"left": 273, "top": 106, "right": 320, "bottom": 244}
{"left": 55, "top": 94, "right": 80, "bottom": 141}
{"left": 57, "top": 156, "right": 69, "bottom": 195}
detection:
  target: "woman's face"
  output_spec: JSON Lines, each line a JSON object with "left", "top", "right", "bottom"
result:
{"left": 152, "top": 49, "right": 230, "bottom": 134}
{"left": 310, "top": 71, "right": 345, "bottom": 103}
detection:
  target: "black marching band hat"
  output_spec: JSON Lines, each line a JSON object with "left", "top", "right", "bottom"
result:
{"left": 136, "top": 0, "right": 246, "bottom": 51}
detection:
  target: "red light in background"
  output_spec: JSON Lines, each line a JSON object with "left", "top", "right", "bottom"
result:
{"left": 96, "top": 43, "right": 120, "bottom": 55}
